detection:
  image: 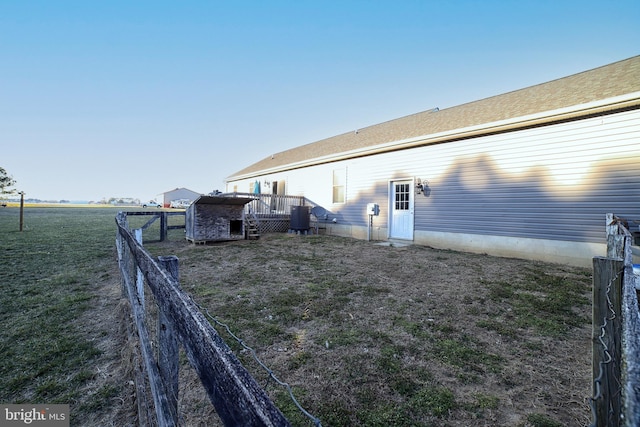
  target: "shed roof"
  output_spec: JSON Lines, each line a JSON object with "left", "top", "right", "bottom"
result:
{"left": 192, "top": 195, "right": 254, "bottom": 205}
{"left": 162, "top": 187, "right": 200, "bottom": 195}
{"left": 227, "top": 56, "right": 640, "bottom": 181}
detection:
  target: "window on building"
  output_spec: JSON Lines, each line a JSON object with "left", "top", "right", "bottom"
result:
{"left": 395, "top": 183, "right": 410, "bottom": 210}
{"left": 333, "top": 169, "right": 346, "bottom": 203}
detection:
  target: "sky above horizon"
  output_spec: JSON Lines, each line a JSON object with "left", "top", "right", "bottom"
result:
{"left": 1, "top": 1, "right": 639, "bottom": 202}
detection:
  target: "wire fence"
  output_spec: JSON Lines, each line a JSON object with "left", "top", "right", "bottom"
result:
{"left": 589, "top": 213, "right": 640, "bottom": 426}
{"left": 197, "top": 304, "right": 322, "bottom": 427}
{"left": 118, "top": 209, "right": 640, "bottom": 425}
{"left": 116, "top": 210, "right": 321, "bottom": 426}
{"left": 590, "top": 258, "right": 623, "bottom": 426}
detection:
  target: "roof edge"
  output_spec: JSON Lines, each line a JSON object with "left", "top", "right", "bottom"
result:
{"left": 227, "top": 91, "right": 640, "bottom": 182}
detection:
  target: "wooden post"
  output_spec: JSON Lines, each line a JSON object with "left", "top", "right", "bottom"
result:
{"left": 160, "top": 212, "right": 167, "bottom": 242}
{"left": 157, "top": 256, "right": 180, "bottom": 424}
{"left": 621, "top": 262, "right": 640, "bottom": 426}
{"left": 115, "top": 215, "right": 291, "bottom": 426}
{"left": 593, "top": 256, "right": 624, "bottom": 427}
{"left": 19, "top": 191, "right": 24, "bottom": 231}
{"left": 135, "top": 229, "right": 145, "bottom": 319}
{"left": 115, "top": 233, "right": 127, "bottom": 298}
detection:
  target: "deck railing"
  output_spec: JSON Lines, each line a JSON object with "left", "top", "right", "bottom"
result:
{"left": 221, "top": 193, "right": 308, "bottom": 233}
{"left": 221, "top": 192, "right": 306, "bottom": 216}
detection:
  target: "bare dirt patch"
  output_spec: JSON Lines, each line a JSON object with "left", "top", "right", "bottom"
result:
{"left": 142, "top": 233, "right": 593, "bottom": 426}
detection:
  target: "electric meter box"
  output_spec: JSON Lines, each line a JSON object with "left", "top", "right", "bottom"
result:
{"left": 366, "top": 203, "right": 380, "bottom": 216}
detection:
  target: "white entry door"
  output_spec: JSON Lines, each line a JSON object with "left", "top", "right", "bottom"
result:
{"left": 389, "top": 180, "right": 414, "bottom": 240}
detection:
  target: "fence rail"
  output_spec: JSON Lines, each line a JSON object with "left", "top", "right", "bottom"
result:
{"left": 591, "top": 213, "right": 640, "bottom": 426}
{"left": 115, "top": 211, "right": 291, "bottom": 426}
{"left": 124, "top": 211, "right": 185, "bottom": 241}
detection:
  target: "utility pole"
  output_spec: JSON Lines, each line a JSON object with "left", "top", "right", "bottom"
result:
{"left": 18, "top": 191, "right": 24, "bottom": 231}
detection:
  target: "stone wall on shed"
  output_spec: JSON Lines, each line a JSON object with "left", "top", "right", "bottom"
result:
{"left": 186, "top": 203, "right": 245, "bottom": 243}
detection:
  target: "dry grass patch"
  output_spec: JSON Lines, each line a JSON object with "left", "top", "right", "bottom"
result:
{"left": 145, "top": 233, "right": 593, "bottom": 426}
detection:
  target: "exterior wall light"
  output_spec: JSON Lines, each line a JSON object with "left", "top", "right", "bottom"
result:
{"left": 416, "top": 178, "right": 430, "bottom": 196}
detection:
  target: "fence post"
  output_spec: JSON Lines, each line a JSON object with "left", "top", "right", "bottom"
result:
{"left": 115, "top": 233, "right": 125, "bottom": 297}
{"left": 621, "top": 262, "right": 640, "bottom": 426}
{"left": 157, "top": 255, "right": 180, "bottom": 424}
{"left": 160, "top": 212, "right": 168, "bottom": 242}
{"left": 134, "top": 229, "right": 145, "bottom": 319}
{"left": 593, "top": 256, "right": 624, "bottom": 427}
{"left": 606, "top": 213, "right": 626, "bottom": 259}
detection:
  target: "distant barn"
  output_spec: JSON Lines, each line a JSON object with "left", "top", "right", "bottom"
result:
{"left": 162, "top": 187, "right": 201, "bottom": 208}
{"left": 185, "top": 196, "right": 254, "bottom": 243}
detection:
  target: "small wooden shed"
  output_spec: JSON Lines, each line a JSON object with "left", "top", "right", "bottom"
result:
{"left": 185, "top": 196, "right": 254, "bottom": 243}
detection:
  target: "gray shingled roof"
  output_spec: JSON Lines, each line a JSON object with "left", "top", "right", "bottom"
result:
{"left": 228, "top": 56, "right": 640, "bottom": 180}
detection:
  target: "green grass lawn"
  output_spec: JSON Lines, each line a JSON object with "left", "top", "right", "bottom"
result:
{"left": 0, "top": 206, "right": 593, "bottom": 426}
{"left": 0, "top": 207, "right": 128, "bottom": 422}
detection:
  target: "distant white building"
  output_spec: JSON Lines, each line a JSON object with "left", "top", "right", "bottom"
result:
{"left": 161, "top": 188, "right": 201, "bottom": 208}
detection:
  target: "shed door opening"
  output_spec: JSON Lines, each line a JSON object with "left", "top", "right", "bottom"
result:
{"left": 230, "top": 220, "right": 243, "bottom": 235}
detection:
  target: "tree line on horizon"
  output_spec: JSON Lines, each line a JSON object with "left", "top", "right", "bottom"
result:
{"left": 1, "top": 167, "right": 142, "bottom": 205}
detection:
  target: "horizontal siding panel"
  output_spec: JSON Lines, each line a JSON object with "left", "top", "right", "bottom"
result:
{"left": 229, "top": 109, "right": 640, "bottom": 246}
{"left": 412, "top": 110, "right": 640, "bottom": 244}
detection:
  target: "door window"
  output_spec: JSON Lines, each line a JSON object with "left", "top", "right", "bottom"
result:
{"left": 395, "top": 183, "right": 410, "bottom": 210}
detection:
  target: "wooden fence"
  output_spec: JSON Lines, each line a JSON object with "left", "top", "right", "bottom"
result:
{"left": 124, "top": 211, "right": 186, "bottom": 242}
{"left": 115, "top": 211, "right": 291, "bottom": 426}
{"left": 591, "top": 213, "right": 640, "bottom": 426}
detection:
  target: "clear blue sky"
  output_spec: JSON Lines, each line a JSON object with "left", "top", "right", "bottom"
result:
{"left": 1, "top": 0, "right": 638, "bottom": 202}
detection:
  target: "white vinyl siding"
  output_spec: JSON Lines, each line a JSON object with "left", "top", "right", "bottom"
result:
{"left": 227, "top": 108, "right": 640, "bottom": 244}
{"left": 409, "top": 109, "right": 640, "bottom": 243}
